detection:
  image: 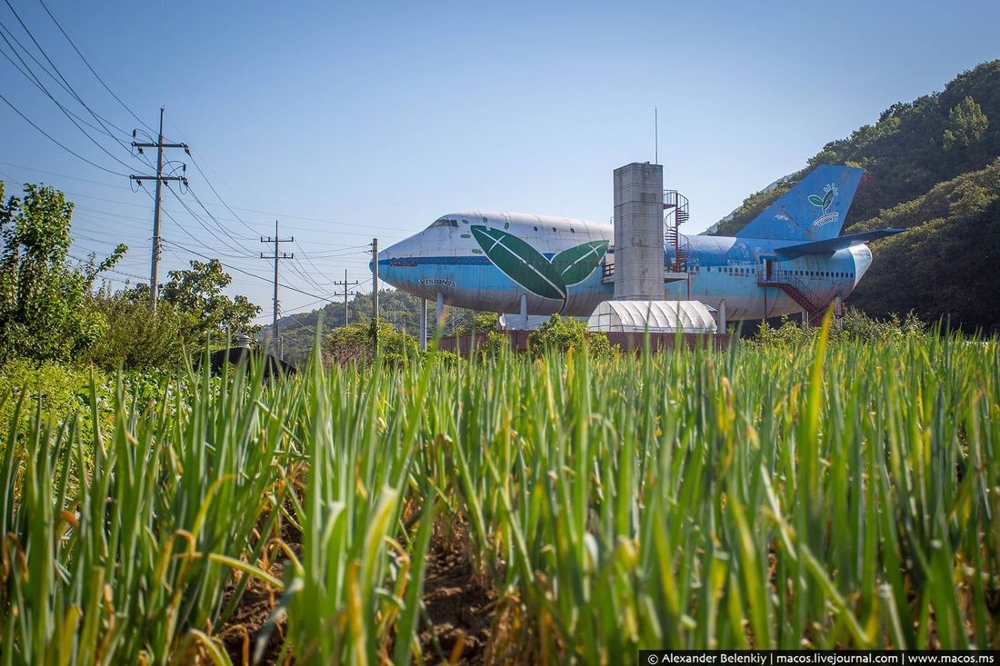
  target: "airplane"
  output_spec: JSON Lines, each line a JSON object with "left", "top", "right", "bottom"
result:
{"left": 374, "top": 165, "right": 904, "bottom": 328}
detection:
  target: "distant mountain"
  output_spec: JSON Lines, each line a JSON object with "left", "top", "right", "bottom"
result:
{"left": 712, "top": 60, "right": 1000, "bottom": 333}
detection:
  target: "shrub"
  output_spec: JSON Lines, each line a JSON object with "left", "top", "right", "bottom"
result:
{"left": 325, "top": 319, "right": 418, "bottom": 366}
{"left": 0, "top": 358, "right": 111, "bottom": 447}
{"left": 528, "top": 314, "right": 611, "bottom": 357}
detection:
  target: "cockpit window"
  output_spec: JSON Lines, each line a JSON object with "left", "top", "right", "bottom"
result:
{"left": 430, "top": 218, "right": 459, "bottom": 228}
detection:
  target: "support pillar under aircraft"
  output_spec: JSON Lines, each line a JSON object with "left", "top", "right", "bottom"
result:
{"left": 420, "top": 298, "right": 427, "bottom": 350}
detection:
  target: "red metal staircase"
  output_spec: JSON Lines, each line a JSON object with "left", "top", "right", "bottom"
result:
{"left": 663, "top": 190, "right": 689, "bottom": 271}
{"left": 758, "top": 267, "right": 829, "bottom": 324}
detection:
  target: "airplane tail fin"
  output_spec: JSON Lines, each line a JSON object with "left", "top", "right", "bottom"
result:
{"left": 734, "top": 165, "right": 864, "bottom": 241}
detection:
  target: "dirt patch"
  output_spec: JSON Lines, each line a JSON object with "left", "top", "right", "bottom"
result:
{"left": 220, "top": 568, "right": 286, "bottom": 665}
{"left": 220, "top": 514, "right": 301, "bottom": 666}
{"left": 219, "top": 519, "right": 496, "bottom": 665}
{"left": 417, "top": 536, "right": 496, "bottom": 665}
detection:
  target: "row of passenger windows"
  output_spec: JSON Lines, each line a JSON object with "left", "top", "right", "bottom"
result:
{"left": 704, "top": 266, "right": 854, "bottom": 279}
{"left": 431, "top": 218, "right": 582, "bottom": 234}
{"left": 432, "top": 217, "right": 587, "bottom": 235}
{"left": 532, "top": 226, "right": 577, "bottom": 233}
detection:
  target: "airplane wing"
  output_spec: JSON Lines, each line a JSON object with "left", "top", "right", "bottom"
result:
{"left": 774, "top": 228, "right": 907, "bottom": 259}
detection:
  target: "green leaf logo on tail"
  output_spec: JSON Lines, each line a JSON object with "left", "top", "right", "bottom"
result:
{"left": 470, "top": 226, "right": 609, "bottom": 303}
{"left": 809, "top": 183, "right": 839, "bottom": 213}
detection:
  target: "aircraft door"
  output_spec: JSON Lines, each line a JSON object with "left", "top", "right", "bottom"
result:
{"left": 759, "top": 256, "right": 776, "bottom": 283}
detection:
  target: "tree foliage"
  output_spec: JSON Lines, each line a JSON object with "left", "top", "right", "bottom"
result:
{"left": 160, "top": 258, "right": 261, "bottom": 338}
{"left": 278, "top": 288, "right": 482, "bottom": 367}
{"left": 752, "top": 308, "right": 928, "bottom": 350}
{"left": 714, "top": 60, "right": 1000, "bottom": 236}
{"left": 82, "top": 285, "right": 191, "bottom": 371}
{"left": 527, "top": 314, "right": 611, "bottom": 357}
{"left": 712, "top": 60, "right": 1000, "bottom": 333}
{"left": 0, "top": 182, "right": 125, "bottom": 365}
{"left": 847, "top": 160, "right": 1000, "bottom": 332}
{"left": 943, "top": 95, "right": 989, "bottom": 151}
{"left": 323, "top": 319, "right": 418, "bottom": 366}
{"left": 84, "top": 260, "right": 265, "bottom": 372}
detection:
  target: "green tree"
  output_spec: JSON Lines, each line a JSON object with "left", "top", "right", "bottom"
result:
{"left": 0, "top": 182, "right": 125, "bottom": 365}
{"left": 452, "top": 312, "right": 500, "bottom": 336}
{"left": 527, "top": 314, "right": 610, "bottom": 356}
{"left": 160, "top": 258, "right": 261, "bottom": 338}
{"left": 324, "top": 320, "right": 417, "bottom": 366}
{"left": 83, "top": 285, "right": 191, "bottom": 371}
{"left": 943, "top": 95, "right": 989, "bottom": 150}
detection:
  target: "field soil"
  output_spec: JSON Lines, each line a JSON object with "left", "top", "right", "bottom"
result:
{"left": 220, "top": 527, "right": 495, "bottom": 665}
{"left": 417, "top": 535, "right": 495, "bottom": 664}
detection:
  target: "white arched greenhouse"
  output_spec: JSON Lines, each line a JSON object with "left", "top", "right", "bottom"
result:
{"left": 587, "top": 300, "right": 718, "bottom": 334}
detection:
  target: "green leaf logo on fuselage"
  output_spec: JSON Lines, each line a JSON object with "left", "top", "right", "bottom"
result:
{"left": 470, "top": 225, "right": 608, "bottom": 305}
{"left": 551, "top": 241, "right": 611, "bottom": 285}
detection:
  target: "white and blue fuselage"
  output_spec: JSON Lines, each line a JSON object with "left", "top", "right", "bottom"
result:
{"left": 376, "top": 211, "right": 873, "bottom": 321}
{"left": 375, "top": 166, "right": 903, "bottom": 323}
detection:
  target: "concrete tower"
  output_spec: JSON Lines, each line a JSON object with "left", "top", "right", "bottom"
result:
{"left": 613, "top": 162, "right": 664, "bottom": 300}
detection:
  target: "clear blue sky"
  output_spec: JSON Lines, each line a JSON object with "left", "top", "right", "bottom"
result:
{"left": 1, "top": 0, "right": 997, "bottom": 322}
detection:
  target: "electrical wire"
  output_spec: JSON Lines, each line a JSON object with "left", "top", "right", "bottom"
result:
{"left": 186, "top": 185, "right": 258, "bottom": 242}
{"left": 165, "top": 240, "right": 338, "bottom": 305}
{"left": 68, "top": 253, "right": 146, "bottom": 281}
{"left": 1, "top": 0, "right": 131, "bottom": 141}
{"left": 286, "top": 256, "right": 336, "bottom": 294}
{"left": 0, "top": 23, "right": 138, "bottom": 169}
{"left": 0, "top": 38, "right": 124, "bottom": 140}
{"left": 163, "top": 183, "right": 257, "bottom": 257}
{"left": 0, "top": 91, "right": 128, "bottom": 176}
{"left": 35, "top": 0, "right": 154, "bottom": 134}
{"left": 185, "top": 151, "right": 262, "bottom": 237}
{"left": 0, "top": 161, "right": 130, "bottom": 188}
{"left": 293, "top": 239, "right": 338, "bottom": 282}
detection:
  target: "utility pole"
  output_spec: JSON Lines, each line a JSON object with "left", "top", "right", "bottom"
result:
{"left": 372, "top": 238, "right": 379, "bottom": 321}
{"left": 261, "top": 221, "right": 293, "bottom": 357}
{"left": 131, "top": 106, "right": 188, "bottom": 310}
{"left": 333, "top": 269, "right": 359, "bottom": 326}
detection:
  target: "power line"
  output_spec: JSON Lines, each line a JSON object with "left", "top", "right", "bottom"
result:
{"left": 165, "top": 184, "right": 256, "bottom": 257}
{"left": 1, "top": 0, "right": 131, "bottom": 142}
{"left": 165, "top": 240, "right": 337, "bottom": 305}
{"left": 145, "top": 185, "right": 254, "bottom": 259}
{"left": 0, "top": 12, "right": 137, "bottom": 169}
{"left": 68, "top": 253, "right": 146, "bottom": 281}
{"left": 0, "top": 90, "right": 128, "bottom": 176}
{"left": 0, "top": 32, "right": 128, "bottom": 144}
{"left": 293, "top": 239, "right": 336, "bottom": 283}
{"left": 186, "top": 185, "right": 258, "bottom": 243}
{"left": 0, "top": 161, "right": 132, "bottom": 187}
{"left": 334, "top": 269, "right": 359, "bottom": 326}
{"left": 35, "top": 0, "right": 154, "bottom": 134}
{"left": 185, "top": 151, "right": 261, "bottom": 237}
{"left": 287, "top": 255, "right": 336, "bottom": 292}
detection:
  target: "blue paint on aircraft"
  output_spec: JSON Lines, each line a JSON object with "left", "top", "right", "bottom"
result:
{"left": 374, "top": 165, "right": 905, "bottom": 322}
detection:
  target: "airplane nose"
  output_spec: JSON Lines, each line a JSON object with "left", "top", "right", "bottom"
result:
{"left": 373, "top": 238, "right": 409, "bottom": 289}
{"left": 371, "top": 246, "right": 389, "bottom": 276}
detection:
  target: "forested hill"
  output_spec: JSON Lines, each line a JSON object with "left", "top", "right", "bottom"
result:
{"left": 712, "top": 60, "right": 1000, "bottom": 333}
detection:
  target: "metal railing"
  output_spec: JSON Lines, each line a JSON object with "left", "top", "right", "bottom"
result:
{"left": 758, "top": 269, "right": 825, "bottom": 313}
